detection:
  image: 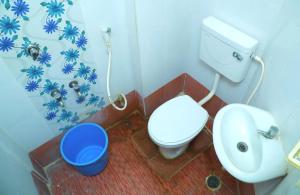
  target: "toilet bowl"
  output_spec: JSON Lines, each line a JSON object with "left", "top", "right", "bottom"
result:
{"left": 148, "top": 95, "right": 208, "bottom": 159}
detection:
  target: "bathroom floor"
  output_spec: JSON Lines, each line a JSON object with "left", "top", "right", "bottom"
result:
{"left": 46, "top": 111, "right": 241, "bottom": 195}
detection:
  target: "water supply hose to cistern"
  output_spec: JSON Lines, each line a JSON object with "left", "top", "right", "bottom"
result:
{"left": 246, "top": 55, "right": 265, "bottom": 104}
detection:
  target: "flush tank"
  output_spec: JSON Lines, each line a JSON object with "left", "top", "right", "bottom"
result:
{"left": 199, "top": 17, "right": 258, "bottom": 83}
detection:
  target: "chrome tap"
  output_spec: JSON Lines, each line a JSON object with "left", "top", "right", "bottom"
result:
{"left": 69, "top": 80, "right": 84, "bottom": 100}
{"left": 27, "top": 43, "right": 40, "bottom": 61}
{"left": 258, "top": 126, "right": 279, "bottom": 139}
{"left": 50, "top": 89, "right": 64, "bottom": 107}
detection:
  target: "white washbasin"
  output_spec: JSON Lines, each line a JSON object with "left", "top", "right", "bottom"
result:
{"left": 213, "top": 104, "right": 287, "bottom": 183}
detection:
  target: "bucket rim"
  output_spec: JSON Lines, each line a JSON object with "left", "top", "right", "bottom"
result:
{"left": 60, "top": 123, "right": 109, "bottom": 167}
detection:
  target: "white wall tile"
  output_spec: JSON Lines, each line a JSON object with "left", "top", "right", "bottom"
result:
{"left": 0, "top": 128, "right": 37, "bottom": 195}
{"left": 0, "top": 60, "right": 54, "bottom": 152}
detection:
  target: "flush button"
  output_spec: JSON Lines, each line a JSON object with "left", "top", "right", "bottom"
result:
{"left": 233, "top": 51, "right": 243, "bottom": 61}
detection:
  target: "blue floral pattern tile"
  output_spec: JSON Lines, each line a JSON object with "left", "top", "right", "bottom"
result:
{"left": 1, "top": 0, "right": 11, "bottom": 9}
{"left": 37, "top": 47, "right": 51, "bottom": 67}
{"left": 61, "top": 48, "right": 79, "bottom": 62}
{"left": 21, "top": 65, "right": 44, "bottom": 79}
{"left": 58, "top": 109, "right": 72, "bottom": 122}
{"left": 86, "top": 94, "right": 103, "bottom": 107}
{"left": 59, "top": 20, "right": 78, "bottom": 43}
{"left": 43, "top": 18, "right": 61, "bottom": 34}
{"left": 41, "top": 0, "right": 65, "bottom": 18}
{"left": 0, "top": 0, "right": 106, "bottom": 132}
{"left": 11, "top": 0, "right": 29, "bottom": 20}
{"left": 70, "top": 112, "right": 79, "bottom": 123}
{"left": 40, "top": 79, "right": 59, "bottom": 95}
{"left": 45, "top": 111, "right": 58, "bottom": 121}
{"left": 79, "top": 83, "right": 91, "bottom": 95}
{"left": 25, "top": 79, "right": 41, "bottom": 92}
{"left": 98, "top": 97, "right": 105, "bottom": 108}
{"left": 74, "top": 62, "right": 91, "bottom": 79}
{"left": 62, "top": 62, "right": 75, "bottom": 74}
{"left": 88, "top": 69, "right": 97, "bottom": 84}
{"left": 0, "top": 35, "right": 16, "bottom": 52}
{"left": 76, "top": 31, "right": 87, "bottom": 50}
{"left": 0, "top": 15, "right": 20, "bottom": 35}
{"left": 59, "top": 84, "right": 68, "bottom": 99}
{"left": 17, "top": 37, "right": 31, "bottom": 58}
{"left": 76, "top": 95, "right": 86, "bottom": 104}
{"left": 43, "top": 100, "right": 60, "bottom": 111}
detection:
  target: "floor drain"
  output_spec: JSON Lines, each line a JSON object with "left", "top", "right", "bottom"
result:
{"left": 205, "top": 175, "right": 222, "bottom": 192}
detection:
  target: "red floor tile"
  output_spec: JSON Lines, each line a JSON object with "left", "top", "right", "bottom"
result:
{"left": 46, "top": 112, "right": 240, "bottom": 195}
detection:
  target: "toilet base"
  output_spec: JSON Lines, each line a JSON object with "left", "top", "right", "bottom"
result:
{"left": 159, "top": 144, "right": 189, "bottom": 159}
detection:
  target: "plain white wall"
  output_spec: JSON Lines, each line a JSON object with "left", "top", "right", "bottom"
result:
{"left": 79, "top": 0, "right": 138, "bottom": 98}
{"left": 251, "top": 0, "right": 300, "bottom": 193}
{"left": 134, "top": 0, "right": 193, "bottom": 96}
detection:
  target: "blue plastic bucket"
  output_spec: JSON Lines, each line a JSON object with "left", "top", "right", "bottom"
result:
{"left": 60, "top": 123, "right": 109, "bottom": 176}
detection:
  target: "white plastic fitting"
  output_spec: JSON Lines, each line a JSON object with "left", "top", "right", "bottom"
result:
{"left": 198, "top": 73, "right": 221, "bottom": 106}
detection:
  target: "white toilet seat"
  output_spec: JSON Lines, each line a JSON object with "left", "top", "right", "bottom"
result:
{"left": 148, "top": 95, "right": 208, "bottom": 146}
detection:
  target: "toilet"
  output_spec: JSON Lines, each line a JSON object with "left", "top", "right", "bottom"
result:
{"left": 148, "top": 95, "right": 208, "bottom": 159}
{"left": 148, "top": 16, "right": 258, "bottom": 159}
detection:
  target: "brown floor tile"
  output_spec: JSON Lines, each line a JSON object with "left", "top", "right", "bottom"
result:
{"left": 131, "top": 128, "right": 158, "bottom": 159}
{"left": 147, "top": 149, "right": 202, "bottom": 180}
{"left": 124, "top": 111, "right": 147, "bottom": 131}
{"left": 44, "top": 110, "right": 239, "bottom": 195}
{"left": 206, "top": 117, "right": 214, "bottom": 131}
{"left": 190, "top": 128, "right": 212, "bottom": 152}
{"left": 30, "top": 158, "right": 48, "bottom": 181}
{"left": 202, "top": 95, "right": 226, "bottom": 117}
{"left": 239, "top": 181, "right": 255, "bottom": 195}
{"left": 29, "top": 134, "right": 63, "bottom": 168}
{"left": 107, "top": 111, "right": 146, "bottom": 143}
{"left": 46, "top": 159, "right": 80, "bottom": 185}
{"left": 132, "top": 127, "right": 214, "bottom": 181}
{"left": 31, "top": 171, "right": 51, "bottom": 195}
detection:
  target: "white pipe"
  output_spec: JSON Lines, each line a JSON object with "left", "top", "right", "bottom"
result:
{"left": 246, "top": 56, "right": 265, "bottom": 104}
{"left": 103, "top": 28, "right": 128, "bottom": 111}
{"left": 198, "top": 73, "right": 221, "bottom": 106}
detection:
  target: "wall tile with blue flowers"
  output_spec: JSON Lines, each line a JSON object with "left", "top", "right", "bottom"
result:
{"left": 0, "top": 0, "right": 107, "bottom": 133}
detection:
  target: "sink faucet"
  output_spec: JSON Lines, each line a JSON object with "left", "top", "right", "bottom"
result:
{"left": 258, "top": 126, "right": 279, "bottom": 139}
